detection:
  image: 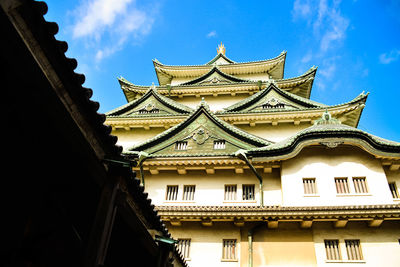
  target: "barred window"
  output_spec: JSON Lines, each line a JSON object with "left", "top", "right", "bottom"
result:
{"left": 175, "top": 141, "right": 188, "bottom": 150}
{"left": 166, "top": 185, "right": 178, "bottom": 201}
{"left": 183, "top": 185, "right": 195, "bottom": 201}
{"left": 345, "top": 240, "right": 363, "bottom": 260}
{"left": 303, "top": 178, "right": 317, "bottom": 194}
{"left": 325, "top": 240, "right": 341, "bottom": 260}
{"left": 335, "top": 178, "right": 350, "bottom": 194}
{"left": 214, "top": 140, "right": 226, "bottom": 149}
{"left": 242, "top": 184, "right": 255, "bottom": 200}
{"left": 224, "top": 185, "right": 237, "bottom": 201}
{"left": 353, "top": 177, "right": 368, "bottom": 193}
{"left": 389, "top": 182, "right": 399, "bottom": 199}
{"left": 177, "top": 239, "right": 191, "bottom": 259}
{"left": 138, "top": 108, "right": 159, "bottom": 114}
{"left": 222, "top": 239, "right": 237, "bottom": 260}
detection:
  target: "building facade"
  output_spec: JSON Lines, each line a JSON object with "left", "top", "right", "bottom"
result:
{"left": 106, "top": 44, "right": 400, "bottom": 267}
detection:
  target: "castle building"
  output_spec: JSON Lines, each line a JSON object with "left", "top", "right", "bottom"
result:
{"left": 105, "top": 44, "right": 400, "bottom": 267}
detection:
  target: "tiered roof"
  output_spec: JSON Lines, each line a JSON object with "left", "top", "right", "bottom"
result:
{"left": 153, "top": 50, "right": 287, "bottom": 86}
{"left": 107, "top": 44, "right": 400, "bottom": 164}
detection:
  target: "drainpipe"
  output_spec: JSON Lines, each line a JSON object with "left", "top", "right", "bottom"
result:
{"left": 137, "top": 151, "right": 149, "bottom": 188}
{"left": 235, "top": 149, "right": 264, "bottom": 207}
{"left": 247, "top": 223, "right": 264, "bottom": 267}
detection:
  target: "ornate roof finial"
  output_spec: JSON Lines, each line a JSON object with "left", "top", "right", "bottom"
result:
{"left": 217, "top": 42, "right": 226, "bottom": 55}
{"left": 314, "top": 110, "right": 341, "bottom": 125}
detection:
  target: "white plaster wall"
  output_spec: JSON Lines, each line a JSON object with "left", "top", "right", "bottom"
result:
{"left": 144, "top": 169, "right": 282, "bottom": 206}
{"left": 281, "top": 147, "right": 395, "bottom": 207}
{"left": 113, "top": 128, "right": 165, "bottom": 149}
{"left": 237, "top": 123, "right": 311, "bottom": 142}
{"left": 313, "top": 221, "right": 400, "bottom": 267}
{"left": 171, "top": 94, "right": 249, "bottom": 112}
{"left": 169, "top": 222, "right": 241, "bottom": 267}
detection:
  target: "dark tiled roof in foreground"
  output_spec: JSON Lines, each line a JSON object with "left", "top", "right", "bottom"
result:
{"left": 14, "top": 1, "right": 187, "bottom": 265}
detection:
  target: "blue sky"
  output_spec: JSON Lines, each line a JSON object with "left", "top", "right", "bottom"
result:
{"left": 44, "top": 0, "right": 400, "bottom": 141}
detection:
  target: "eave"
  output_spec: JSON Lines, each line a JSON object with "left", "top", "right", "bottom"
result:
{"left": 118, "top": 66, "right": 317, "bottom": 102}
{"left": 156, "top": 204, "right": 400, "bottom": 227}
{"left": 105, "top": 94, "right": 367, "bottom": 130}
{"left": 153, "top": 51, "right": 287, "bottom": 85}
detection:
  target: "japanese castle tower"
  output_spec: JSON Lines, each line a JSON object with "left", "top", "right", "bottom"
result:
{"left": 105, "top": 44, "right": 400, "bottom": 267}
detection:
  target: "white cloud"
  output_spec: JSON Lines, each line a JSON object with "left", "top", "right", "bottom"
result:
{"left": 72, "top": 0, "right": 133, "bottom": 39}
{"left": 292, "top": 0, "right": 312, "bottom": 19}
{"left": 207, "top": 30, "right": 217, "bottom": 38}
{"left": 292, "top": 0, "right": 349, "bottom": 53}
{"left": 379, "top": 49, "right": 400, "bottom": 64}
{"left": 70, "top": 0, "right": 156, "bottom": 61}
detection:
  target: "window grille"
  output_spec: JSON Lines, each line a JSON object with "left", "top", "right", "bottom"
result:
{"left": 183, "top": 185, "right": 195, "bottom": 201}
{"left": 325, "top": 240, "right": 341, "bottom": 260}
{"left": 262, "top": 103, "right": 285, "bottom": 109}
{"left": 389, "top": 182, "right": 399, "bottom": 199}
{"left": 138, "top": 108, "right": 159, "bottom": 114}
{"left": 222, "top": 239, "right": 237, "bottom": 260}
{"left": 224, "top": 185, "right": 237, "bottom": 201}
{"left": 242, "top": 184, "right": 255, "bottom": 200}
{"left": 303, "top": 178, "right": 317, "bottom": 194}
{"left": 214, "top": 140, "right": 226, "bottom": 149}
{"left": 335, "top": 178, "right": 350, "bottom": 194}
{"left": 166, "top": 185, "right": 178, "bottom": 201}
{"left": 177, "top": 239, "right": 191, "bottom": 258}
{"left": 175, "top": 141, "right": 188, "bottom": 150}
{"left": 353, "top": 177, "right": 368, "bottom": 193}
{"left": 345, "top": 240, "right": 363, "bottom": 260}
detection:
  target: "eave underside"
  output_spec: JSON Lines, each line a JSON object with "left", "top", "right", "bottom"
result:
{"left": 156, "top": 205, "right": 400, "bottom": 226}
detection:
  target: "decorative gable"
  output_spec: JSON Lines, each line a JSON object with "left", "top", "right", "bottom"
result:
{"left": 127, "top": 100, "right": 272, "bottom": 157}
{"left": 181, "top": 67, "right": 249, "bottom": 86}
{"left": 106, "top": 85, "right": 193, "bottom": 117}
{"left": 221, "top": 83, "right": 325, "bottom": 113}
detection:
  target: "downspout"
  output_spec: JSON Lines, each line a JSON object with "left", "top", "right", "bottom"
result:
{"left": 137, "top": 151, "right": 149, "bottom": 189}
{"left": 247, "top": 223, "right": 264, "bottom": 267}
{"left": 235, "top": 149, "right": 264, "bottom": 207}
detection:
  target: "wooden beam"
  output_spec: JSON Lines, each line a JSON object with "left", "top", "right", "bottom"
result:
{"left": 234, "top": 218, "right": 245, "bottom": 227}
{"left": 149, "top": 167, "right": 159, "bottom": 175}
{"left": 267, "top": 219, "right": 279, "bottom": 229}
{"left": 300, "top": 220, "right": 313, "bottom": 228}
{"left": 205, "top": 167, "right": 215, "bottom": 174}
{"left": 177, "top": 167, "right": 187, "bottom": 175}
{"left": 389, "top": 164, "right": 400, "bottom": 171}
{"left": 368, "top": 219, "right": 384, "bottom": 227}
{"left": 201, "top": 218, "right": 213, "bottom": 227}
{"left": 334, "top": 219, "right": 348, "bottom": 228}
{"left": 235, "top": 167, "right": 244, "bottom": 174}
{"left": 170, "top": 219, "right": 182, "bottom": 226}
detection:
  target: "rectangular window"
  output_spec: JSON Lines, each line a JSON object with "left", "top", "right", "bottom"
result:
{"left": 177, "top": 239, "right": 191, "bottom": 259}
{"left": 353, "top": 177, "right": 368, "bottom": 193}
{"left": 303, "top": 178, "right": 317, "bottom": 194}
{"left": 324, "top": 240, "right": 341, "bottom": 260}
{"left": 224, "top": 185, "right": 237, "bottom": 201}
{"left": 389, "top": 182, "right": 399, "bottom": 199}
{"left": 345, "top": 240, "right": 363, "bottom": 260}
{"left": 214, "top": 140, "right": 226, "bottom": 149}
{"left": 222, "top": 239, "right": 237, "bottom": 260}
{"left": 166, "top": 185, "right": 178, "bottom": 201}
{"left": 335, "top": 178, "right": 350, "bottom": 194}
{"left": 175, "top": 141, "right": 188, "bottom": 150}
{"left": 183, "top": 185, "right": 195, "bottom": 201}
{"left": 242, "top": 184, "right": 255, "bottom": 200}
